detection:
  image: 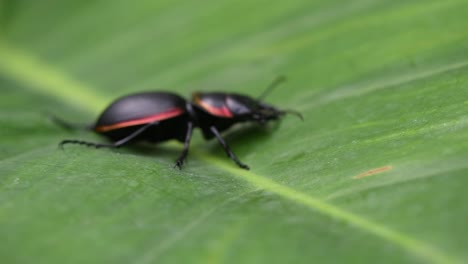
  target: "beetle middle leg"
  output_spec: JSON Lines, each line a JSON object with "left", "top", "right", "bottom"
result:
{"left": 60, "top": 121, "right": 159, "bottom": 149}
{"left": 209, "top": 126, "right": 250, "bottom": 170}
{"left": 174, "top": 122, "right": 194, "bottom": 169}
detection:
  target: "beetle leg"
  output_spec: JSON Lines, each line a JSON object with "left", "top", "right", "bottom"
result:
{"left": 59, "top": 121, "right": 159, "bottom": 149}
{"left": 174, "top": 122, "right": 194, "bottom": 169}
{"left": 209, "top": 126, "right": 250, "bottom": 170}
{"left": 48, "top": 113, "right": 94, "bottom": 131}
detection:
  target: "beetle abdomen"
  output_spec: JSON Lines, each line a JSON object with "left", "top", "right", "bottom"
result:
{"left": 99, "top": 115, "right": 189, "bottom": 142}
{"left": 94, "top": 92, "right": 187, "bottom": 132}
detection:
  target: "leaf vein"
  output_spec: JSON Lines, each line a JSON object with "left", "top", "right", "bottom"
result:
{"left": 195, "top": 152, "right": 459, "bottom": 264}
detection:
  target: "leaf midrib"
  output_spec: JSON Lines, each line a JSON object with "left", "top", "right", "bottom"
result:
{"left": 0, "top": 40, "right": 460, "bottom": 264}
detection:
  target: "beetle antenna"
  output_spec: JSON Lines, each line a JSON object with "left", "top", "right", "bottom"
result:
{"left": 280, "top": 109, "right": 304, "bottom": 121}
{"left": 46, "top": 113, "right": 93, "bottom": 131}
{"left": 257, "top": 75, "right": 287, "bottom": 101}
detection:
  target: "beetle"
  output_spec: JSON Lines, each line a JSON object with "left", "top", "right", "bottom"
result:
{"left": 54, "top": 76, "right": 302, "bottom": 170}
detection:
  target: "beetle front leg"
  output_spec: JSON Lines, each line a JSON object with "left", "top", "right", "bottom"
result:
{"left": 209, "top": 126, "right": 250, "bottom": 170}
{"left": 174, "top": 122, "right": 194, "bottom": 169}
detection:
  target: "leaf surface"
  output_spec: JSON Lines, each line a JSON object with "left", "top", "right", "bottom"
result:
{"left": 1, "top": 0, "right": 467, "bottom": 263}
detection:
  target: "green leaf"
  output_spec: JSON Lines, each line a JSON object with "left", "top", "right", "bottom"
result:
{"left": 1, "top": 0, "right": 467, "bottom": 263}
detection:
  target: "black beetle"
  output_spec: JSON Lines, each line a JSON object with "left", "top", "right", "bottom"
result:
{"left": 54, "top": 76, "right": 302, "bottom": 170}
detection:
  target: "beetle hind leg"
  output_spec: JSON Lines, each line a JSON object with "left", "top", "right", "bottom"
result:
{"left": 48, "top": 114, "right": 93, "bottom": 131}
{"left": 59, "top": 121, "right": 160, "bottom": 150}
{"left": 59, "top": 139, "right": 117, "bottom": 149}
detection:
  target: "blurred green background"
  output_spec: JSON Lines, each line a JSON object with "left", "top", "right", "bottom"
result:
{"left": 1, "top": 0, "right": 468, "bottom": 263}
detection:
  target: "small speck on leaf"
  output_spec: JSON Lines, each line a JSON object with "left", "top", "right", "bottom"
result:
{"left": 353, "top": 165, "right": 393, "bottom": 179}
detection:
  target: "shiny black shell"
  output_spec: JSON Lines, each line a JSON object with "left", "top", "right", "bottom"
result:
{"left": 94, "top": 92, "right": 189, "bottom": 142}
{"left": 96, "top": 92, "right": 187, "bottom": 126}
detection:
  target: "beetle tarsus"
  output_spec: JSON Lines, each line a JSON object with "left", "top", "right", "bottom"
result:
{"left": 174, "top": 159, "right": 185, "bottom": 170}
{"left": 174, "top": 122, "right": 194, "bottom": 170}
{"left": 60, "top": 139, "right": 116, "bottom": 149}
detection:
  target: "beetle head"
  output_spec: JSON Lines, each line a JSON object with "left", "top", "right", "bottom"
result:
{"left": 227, "top": 94, "right": 302, "bottom": 123}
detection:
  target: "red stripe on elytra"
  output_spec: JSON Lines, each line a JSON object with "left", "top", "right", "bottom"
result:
{"left": 95, "top": 108, "right": 185, "bottom": 132}
{"left": 197, "top": 100, "right": 233, "bottom": 118}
